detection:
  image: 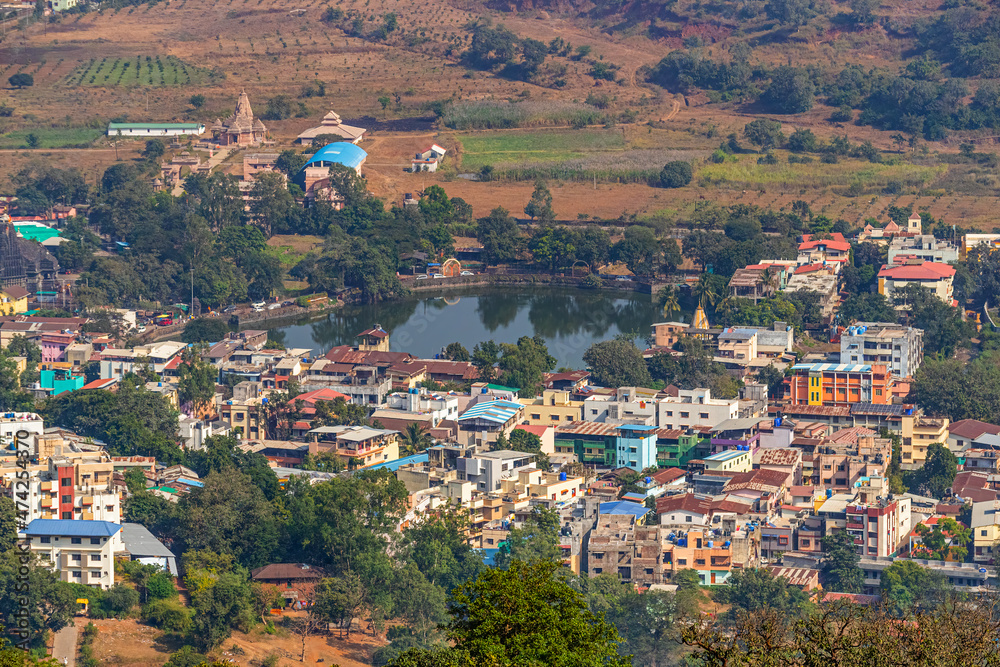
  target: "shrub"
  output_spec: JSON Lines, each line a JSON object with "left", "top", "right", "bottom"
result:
{"left": 757, "top": 152, "right": 779, "bottom": 165}
{"left": 144, "top": 598, "right": 193, "bottom": 633}
{"left": 147, "top": 571, "right": 177, "bottom": 600}
{"left": 657, "top": 161, "right": 693, "bottom": 188}
{"left": 102, "top": 584, "right": 139, "bottom": 618}
{"left": 788, "top": 155, "right": 814, "bottom": 164}
{"left": 580, "top": 273, "right": 603, "bottom": 289}
{"left": 829, "top": 105, "right": 853, "bottom": 122}
{"left": 820, "top": 153, "right": 839, "bottom": 164}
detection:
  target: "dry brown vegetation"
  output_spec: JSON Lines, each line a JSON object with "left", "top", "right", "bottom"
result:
{"left": 0, "top": 0, "right": 998, "bottom": 227}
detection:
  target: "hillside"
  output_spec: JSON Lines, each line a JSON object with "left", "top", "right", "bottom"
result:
{"left": 1, "top": 0, "right": 999, "bottom": 226}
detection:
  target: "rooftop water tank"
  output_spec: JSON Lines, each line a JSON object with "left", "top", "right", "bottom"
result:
{"left": 724, "top": 540, "right": 731, "bottom": 548}
{"left": 775, "top": 417, "right": 783, "bottom": 427}
{"left": 644, "top": 477, "right": 652, "bottom": 484}
{"left": 707, "top": 541, "right": 713, "bottom": 548}
{"left": 482, "top": 387, "right": 489, "bottom": 393}
{"left": 826, "top": 489, "right": 833, "bottom": 498}
{"left": 559, "top": 472, "right": 567, "bottom": 481}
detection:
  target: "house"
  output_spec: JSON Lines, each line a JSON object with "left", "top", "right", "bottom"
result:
{"left": 839, "top": 323, "right": 923, "bottom": 379}
{"left": 947, "top": 419, "right": 1000, "bottom": 452}
{"left": 251, "top": 563, "right": 323, "bottom": 603}
{"left": 658, "top": 388, "right": 739, "bottom": 431}
{"left": 456, "top": 449, "right": 535, "bottom": 493}
{"left": 243, "top": 153, "right": 281, "bottom": 181}
{"left": 211, "top": 90, "right": 267, "bottom": 146}
{"left": 796, "top": 235, "right": 850, "bottom": 267}
{"left": 961, "top": 233, "right": 1000, "bottom": 259}
{"left": 695, "top": 448, "right": 752, "bottom": 473}
{"left": 0, "top": 213, "right": 61, "bottom": 288}
{"left": 655, "top": 429, "right": 709, "bottom": 469}
{"left": 520, "top": 389, "right": 584, "bottom": 426}
{"left": 728, "top": 266, "right": 781, "bottom": 303}
{"left": 971, "top": 500, "right": 1000, "bottom": 564}
{"left": 412, "top": 144, "right": 447, "bottom": 172}
{"left": 23, "top": 519, "right": 123, "bottom": 589}
{"left": 554, "top": 421, "right": 617, "bottom": 465}
{"left": 878, "top": 260, "right": 956, "bottom": 306}
{"left": 307, "top": 425, "right": 400, "bottom": 468}
{"left": 844, "top": 476, "right": 912, "bottom": 558}
{"left": 106, "top": 122, "right": 205, "bottom": 137}
{"left": 888, "top": 235, "right": 959, "bottom": 265}
{"left": 296, "top": 111, "right": 366, "bottom": 145}
{"left": 783, "top": 271, "right": 839, "bottom": 318}
{"left": 900, "top": 415, "right": 949, "bottom": 470}
{"left": 120, "top": 522, "right": 178, "bottom": 576}
{"left": 614, "top": 424, "right": 659, "bottom": 471}
{"left": 0, "top": 285, "right": 29, "bottom": 314}
{"left": 456, "top": 399, "right": 524, "bottom": 447}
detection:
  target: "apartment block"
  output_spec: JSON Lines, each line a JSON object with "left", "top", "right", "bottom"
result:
{"left": 900, "top": 415, "right": 949, "bottom": 470}
{"left": 840, "top": 323, "right": 923, "bottom": 379}
{"left": 520, "top": 389, "right": 584, "bottom": 426}
{"left": 306, "top": 425, "right": 400, "bottom": 468}
{"left": 658, "top": 388, "right": 739, "bottom": 431}
{"left": 971, "top": 500, "right": 1000, "bottom": 564}
{"left": 25, "top": 519, "right": 123, "bottom": 589}
{"left": 784, "top": 363, "right": 893, "bottom": 406}
{"left": 843, "top": 476, "right": 911, "bottom": 558}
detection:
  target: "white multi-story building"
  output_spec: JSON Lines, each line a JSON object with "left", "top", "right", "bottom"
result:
{"left": 0, "top": 411, "right": 44, "bottom": 449}
{"left": 840, "top": 323, "right": 923, "bottom": 379}
{"left": 383, "top": 388, "right": 460, "bottom": 425}
{"left": 24, "top": 454, "right": 120, "bottom": 524}
{"left": 658, "top": 388, "right": 739, "bottom": 431}
{"left": 24, "top": 519, "right": 123, "bottom": 589}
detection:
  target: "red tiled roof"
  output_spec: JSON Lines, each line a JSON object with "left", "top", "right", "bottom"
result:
{"left": 656, "top": 493, "right": 711, "bottom": 516}
{"left": 81, "top": 378, "right": 118, "bottom": 390}
{"left": 758, "top": 448, "right": 801, "bottom": 466}
{"left": 723, "top": 468, "right": 790, "bottom": 493}
{"left": 251, "top": 563, "right": 323, "bottom": 581}
{"left": 358, "top": 328, "right": 388, "bottom": 338}
{"left": 1, "top": 286, "right": 29, "bottom": 299}
{"left": 651, "top": 467, "right": 687, "bottom": 485}
{"left": 514, "top": 424, "right": 550, "bottom": 436}
{"left": 794, "top": 263, "right": 827, "bottom": 274}
{"left": 878, "top": 261, "right": 956, "bottom": 281}
{"left": 799, "top": 239, "right": 850, "bottom": 252}
{"left": 949, "top": 419, "right": 1000, "bottom": 440}
{"left": 294, "top": 387, "right": 349, "bottom": 405}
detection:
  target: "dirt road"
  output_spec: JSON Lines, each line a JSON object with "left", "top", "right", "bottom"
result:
{"left": 52, "top": 623, "right": 78, "bottom": 667}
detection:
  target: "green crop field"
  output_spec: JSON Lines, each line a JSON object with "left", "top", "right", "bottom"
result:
{"left": 457, "top": 129, "right": 627, "bottom": 170}
{"left": 66, "top": 56, "right": 210, "bottom": 87}
{"left": 697, "top": 154, "right": 947, "bottom": 191}
{"left": 0, "top": 128, "right": 102, "bottom": 149}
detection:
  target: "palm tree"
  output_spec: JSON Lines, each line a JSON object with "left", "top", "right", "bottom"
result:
{"left": 693, "top": 274, "right": 719, "bottom": 310}
{"left": 400, "top": 422, "right": 433, "bottom": 455}
{"left": 716, "top": 295, "right": 736, "bottom": 321}
{"left": 658, "top": 286, "right": 680, "bottom": 319}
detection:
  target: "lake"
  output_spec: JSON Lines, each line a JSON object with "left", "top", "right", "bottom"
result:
{"left": 265, "top": 286, "right": 689, "bottom": 370}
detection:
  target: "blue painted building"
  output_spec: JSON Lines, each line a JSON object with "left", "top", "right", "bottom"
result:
{"left": 614, "top": 424, "right": 658, "bottom": 471}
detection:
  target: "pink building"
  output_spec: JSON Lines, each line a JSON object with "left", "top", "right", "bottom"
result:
{"left": 38, "top": 333, "right": 76, "bottom": 364}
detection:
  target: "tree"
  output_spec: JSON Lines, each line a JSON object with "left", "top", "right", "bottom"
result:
{"left": 713, "top": 568, "right": 811, "bottom": 619}
{"left": 497, "top": 335, "right": 556, "bottom": 398}
{"left": 315, "top": 572, "right": 367, "bottom": 637}
{"left": 761, "top": 67, "right": 814, "bottom": 113}
{"left": 142, "top": 139, "right": 166, "bottom": 161}
{"left": 174, "top": 470, "right": 280, "bottom": 568}
{"left": 418, "top": 185, "right": 454, "bottom": 225}
{"left": 509, "top": 428, "right": 550, "bottom": 471}
{"left": 248, "top": 171, "right": 295, "bottom": 237}
{"left": 524, "top": 180, "right": 555, "bottom": 223}
{"left": 262, "top": 95, "right": 294, "bottom": 120}
{"left": 0, "top": 552, "right": 77, "bottom": 649}
{"left": 821, "top": 531, "right": 863, "bottom": 593}
{"left": 181, "top": 317, "right": 230, "bottom": 344}
{"left": 189, "top": 570, "right": 255, "bottom": 650}
{"left": 838, "top": 293, "right": 896, "bottom": 324}
{"left": 910, "top": 353, "right": 1000, "bottom": 422}
{"left": 612, "top": 226, "right": 660, "bottom": 277}
{"left": 657, "top": 161, "right": 693, "bottom": 189}
{"left": 400, "top": 422, "right": 433, "bottom": 455}
{"left": 903, "top": 443, "right": 956, "bottom": 498}
{"left": 443, "top": 342, "right": 469, "bottom": 362}
{"left": 609, "top": 590, "right": 686, "bottom": 667}
{"left": 477, "top": 207, "right": 520, "bottom": 266}
{"left": 848, "top": 0, "right": 878, "bottom": 24}
{"left": 493, "top": 507, "right": 562, "bottom": 570}
{"left": 190, "top": 94, "right": 206, "bottom": 108}
{"left": 658, "top": 286, "right": 680, "bottom": 318}
{"left": 743, "top": 119, "right": 785, "bottom": 150}
{"left": 584, "top": 337, "right": 653, "bottom": 388}
{"left": 0, "top": 497, "right": 17, "bottom": 554}
{"left": 274, "top": 149, "right": 308, "bottom": 176}
{"left": 879, "top": 560, "right": 950, "bottom": 615}
{"left": 177, "top": 348, "right": 218, "bottom": 414}
{"left": 8, "top": 73, "right": 33, "bottom": 89}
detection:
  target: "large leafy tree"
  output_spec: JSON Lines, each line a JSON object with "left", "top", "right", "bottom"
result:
{"left": 879, "top": 560, "right": 950, "bottom": 615}
{"left": 584, "top": 337, "right": 653, "bottom": 388}
{"left": 821, "top": 531, "right": 863, "bottom": 593}
{"left": 903, "top": 443, "right": 957, "bottom": 498}
{"left": 497, "top": 335, "right": 556, "bottom": 398}
{"left": 390, "top": 560, "right": 631, "bottom": 667}
{"left": 0, "top": 552, "right": 78, "bottom": 649}
{"left": 477, "top": 207, "right": 520, "bottom": 266}
{"left": 493, "top": 507, "right": 561, "bottom": 570}
{"left": 713, "top": 568, "right": 811, "bottom": 619}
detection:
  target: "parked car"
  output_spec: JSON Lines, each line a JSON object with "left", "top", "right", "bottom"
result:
{"left": 251, "top": 301, "right": 266, "bottom": 309}
{"left": 460, "top": 271, "right": 474, "bottom": 276}
{"left": 136, "top": 325, "right": 147, "bottom": 334}
{"left": 432, "top": 273, "right": 445, "bottom": 279}
{"left": 267, "top": 303, "right": 281, "bottom": 310}
{"left": 416, "top": 274, "right": 429, "bottom": 280}
{"left": 282, "top": 300, "right": 294, "bottom": 307}
{"left": 615, "top": 276, "right": 633, "bottom": 282}
{"left": 253, "top": 305, "right": 264, "bottom": 312}
{"left": 222, "top": 305, "right": 237, "bottom": 314}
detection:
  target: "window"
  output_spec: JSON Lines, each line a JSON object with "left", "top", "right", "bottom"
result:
{"left": 72, "top": 554, "right": 81, "bottom": 562}
{"left": 699, "top": 413, "right": 709, "bottom": 419}
{"left": 875, "top": 389, "right": 882, "bottom": 396}
{"left": 778, "top": 536, "right": 789, "bottom": 546}
{"left": 680, "top": 412, "right": 689, "bottom": 418}
{"left": 983, "top": 530, "right": 989, "bottom": 537}
{"left": 686, "top": 516, "right": 693, "bottom": 523}
{"left": 61, "top": 495, "right": 71, "bottom": 503}
{"left": 665, "top": 411, "right": 673, "bottom": 417}
{"left": 90, "top": 554, "right": 101, "bottom": 562}
{"left": 62, "top": 512, "right": 71, "bottom": 520}
{"left": 106, "top": 506, "right": 114, "bottom": 512}
{"left": 90, "top": 571, "right": 101, "bottom": 579}
{"left": 696, "top": 559, "right": 705, "bottom": 565}
{"left": 801, "top": 540, "right": 811, "bottom": 548}
{"left": 678, "top": 559, "right": 687, "bottom": 565}
{"left": 71, "top": 537, "right": 82, "bottom": 544}
{"left": 39, "top": 536, "right": 50, "bottom": 544}
{"left": 72, "top": 571, "right": 82, "bottom": 579}
{"left": 61, "top": 478, "right": 71, "bottom": 487}
{"left": 531, "top": 414, "right": 540, "bottom": 420}
{"left": 550, "top": 415, "right": 559, "bottom": 421}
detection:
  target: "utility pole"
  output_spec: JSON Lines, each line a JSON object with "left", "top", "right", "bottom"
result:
{"left": 190, "top": 267, "right": 194, "bottom": 318}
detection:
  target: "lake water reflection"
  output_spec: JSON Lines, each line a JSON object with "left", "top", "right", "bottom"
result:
{"left": 266, "top": 287, "right": 690, "bottom": 370}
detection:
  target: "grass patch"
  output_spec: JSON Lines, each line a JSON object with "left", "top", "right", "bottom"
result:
{"left": 265, "top": 234, "right": 324, "bottom": 269}
{"left": 67, "top": 55, "right": 209, "bottom": 87}
{"left": 458, "top": 129, "right": 626, "bottom": 170}
{"left": 0, "top": 128, "right": 102, "bottom": 149}
{"left": 697, "top": 154, "right": 946, "bottom": 190}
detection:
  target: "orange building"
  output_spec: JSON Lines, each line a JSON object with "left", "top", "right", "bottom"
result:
{"left": 784, "top": 363, "right": 893, "bottom": 407}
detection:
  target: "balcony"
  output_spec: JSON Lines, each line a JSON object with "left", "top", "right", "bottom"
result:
{"left": 846, "top": 522, "right": 864, "bottom": 530}
{"left": 81, "top": 496, "right": 93, "bottom": 506}
{"left": 40, "top": 498, "right": 54, "bottom": 509}
{"left": 81, "top": 511, "right": 94, "bottom": 520}
{"left": 40, "top": 481, "right": 53, "bottom": 492}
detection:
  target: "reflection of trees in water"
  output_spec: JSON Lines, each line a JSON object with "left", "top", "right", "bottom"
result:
{"left": 476, "top": 291, "right": 527, "bottom": 332}
{"left": 266, "top": 329, "right": 287, "bottom": 348}
{"left": 308, "top": 299, "right": 420, "bottom": 351}
{"left": 526, "top": 291, "right": 660, "bottom": 340}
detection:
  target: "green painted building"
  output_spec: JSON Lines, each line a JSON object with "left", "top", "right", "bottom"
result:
{"left": 554, "top": 422, "right": 618, "bottom": 466}
{"left": 656, "top": 429, "right": 710, "bottom": 468}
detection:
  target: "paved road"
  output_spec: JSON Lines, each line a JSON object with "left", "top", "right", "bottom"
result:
{"left": 52, "top": 623, "right": 77, "bottom": 667}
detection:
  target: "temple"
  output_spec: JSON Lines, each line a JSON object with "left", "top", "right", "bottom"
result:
{"left": 211, "top": 90, "right": 267, "bottom": 146}
{"left": 0, "top": 213, "right": 60, "bottom": 289}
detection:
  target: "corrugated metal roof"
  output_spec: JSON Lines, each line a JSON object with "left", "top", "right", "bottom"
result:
{"left": 303, "top": 142, "right": 368, "bottom": 170}
{"left": 24, "top": 519, "right": 120, "bottom": 537}
{"left": 458, "top": 400, "right": 521, "bottom": 424}
{"left": 599, "top": 500, "right": 650, "bottom": 519}
{"left": 792, "top": 363, "right": 872, "bottom": 373}
{"left": 121, "top": 522, "right": 175, "bottom": 558}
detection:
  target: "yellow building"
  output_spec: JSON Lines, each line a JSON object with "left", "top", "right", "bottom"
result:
{"left": 900, "top": 415, "right": 949, "bottom": 469}
{"left": 972, "top": 500, "right": 1000, "bottom": 564}
{"left": 520, "top": 390, "right": 584, "bottom": 426}
{"left": 0, "top": 286, "right": 29, "bottom": 315}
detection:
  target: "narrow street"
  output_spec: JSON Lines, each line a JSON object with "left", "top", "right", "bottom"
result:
{"left": 52, "top": 623, "right": 78, "bottom": 667}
